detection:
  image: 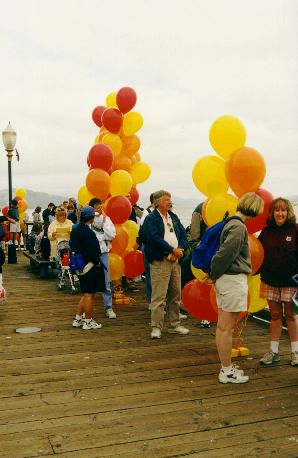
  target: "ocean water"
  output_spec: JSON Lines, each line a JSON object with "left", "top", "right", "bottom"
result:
{"left": 27, "top": 204, "right": 298, "bottom": 230}
{"left": 166, "top": 203, "right": 298, "bottom": 229}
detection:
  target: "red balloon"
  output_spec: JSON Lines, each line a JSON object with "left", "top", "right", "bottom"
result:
{"left": 116, "top": 87, "right": 137, "bottom": 114}
{"left": 1, "top": 206, "right": 9, "bottom": 217}
{"left": 245, "top": 188, "right": 274, "bottom": 233}
{"left": 129, "top": 187, "right": 139, "bottom": 206}
{"left": 92, "top": 106, "right": 106, "bottom": 127}
{"left": 105, "top": 196, "right": 132, "bottom": 224}
{"left": 248, "top": 234, "right": 264, "bottom": 275}
{"left": 182, "top": 280, "right": 218, "bottom": 321}
{"left": 88, "top": 144, "right": 113, "bottom": 172}
{"left": 101, "top": 108, "right": 123, "bottom": 134}
{"left": 13, "top": 195, "right": 22, "bottom": 201}
{"left": 87, "top": 156, "right": 91, "bottom": 168}
{"left": 210, "top": 285, "right": 248, "bottom": 320}
{"left": 124, "top": 249, "right": 145, "bottom": 278}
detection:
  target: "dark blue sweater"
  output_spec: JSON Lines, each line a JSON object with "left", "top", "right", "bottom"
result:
{"left": 70, "top": 222, "right": 101, "bottom": 265}
{"left": 142, "top": 209, "right": 189, "bottom": 263}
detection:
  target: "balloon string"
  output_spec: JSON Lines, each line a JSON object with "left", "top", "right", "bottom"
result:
{"left": 234, "top": 314, "right": 248, "bottom": 348}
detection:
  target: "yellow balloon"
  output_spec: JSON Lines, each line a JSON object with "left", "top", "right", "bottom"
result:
{"left": 106, "top": 92, "right": 118, "bottom": 108}
{"left": 109, "top": 253, "right": 125, "bottom": 280}
{"left": 15, "top": 188, "right": 26, "bottom": 199}
{"left": 191, "top": 263, "right": 208, "bottom": 282}
{"left": 209, "top": 115, "right": 246, "bottom": 160}
{"left": 123, "top": 112, "right": 144, "bottom": 136}
{"left": 248, "top": 275, "right": 267, "bottom": 313}
{"left": 78, "top": 185, "right": 95, "bottom": 206}
{"left": 192, "top": 155, "right": 229, "bottom": 197}
{"left": 129, "top": 162, "right": 151, "bottom": 185}
{"left": 94, "top": 135, "right": 99, "bottom": 144}
{"left": 110, "top": 170, "right": 133, "bottom": 197}
{"left": 102, "top": 133, "right": 122, "bottom": 157}
{"left": 123, "top": 220, "right": 139, "bottom": 248}
{"left": 205, "top": 193, "right": 238, "bottom": 226}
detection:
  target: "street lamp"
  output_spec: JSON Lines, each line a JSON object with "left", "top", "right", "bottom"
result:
{"left": 2, "top": 122, "right": 17, "bottom": 207}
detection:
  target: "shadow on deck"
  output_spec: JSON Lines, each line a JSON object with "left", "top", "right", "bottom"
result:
{"left": 0, "top": 254, "right": 297, "bottom": 457}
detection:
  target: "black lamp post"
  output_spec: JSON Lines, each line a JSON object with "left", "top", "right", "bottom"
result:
{"left": 2, "top": 123, "right": 17, "bottom": 264}
{"left": 2, "top": 122, "right": 17, "bottom": 208}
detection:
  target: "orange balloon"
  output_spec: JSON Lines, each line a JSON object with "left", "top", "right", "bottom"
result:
{"left": 202, "top": 199, "right": 209, "bottom": 226}
{"left": 110, "top": 225, "right": 129, "bottom": 255}
{"left": 248, "top": 234, "right": 264, "bottom": 275}
{"left": 134, "top": 151, "right": 141, "bottom": 161}
{"left": 130, "top": 155, "right": 137, "bottom": 165}
{"left": 121, "top": 247, "right": 134, "bottom": 258}
{"left": 225, "top": 147, "right": 266, "bottom": 197}
{"left": 85, "top": 168, "right": 110, "bottom": 201}
{"left": 112, "top": 155, "right": 132, "bottom": 171}
{"left": 18, "top": 199, "right": 28, "bottom": 213}
{"left": 121, "top": 135, "right": 141, "bottom": 157}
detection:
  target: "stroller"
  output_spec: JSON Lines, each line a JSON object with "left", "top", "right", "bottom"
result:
{"left": 56, "top": 240, "right": 80, "bottom": 294}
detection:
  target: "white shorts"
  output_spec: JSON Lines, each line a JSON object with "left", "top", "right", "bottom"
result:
{"left": 10, "top": 221, "right": 21, "bottom": 233}
{"left": 215, "top": 273, "right": 248, "bottom": 312}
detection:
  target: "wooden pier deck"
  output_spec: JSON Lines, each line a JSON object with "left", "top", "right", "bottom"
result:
{"left": 0, "top": 254, "right": 297, "bottom": 458}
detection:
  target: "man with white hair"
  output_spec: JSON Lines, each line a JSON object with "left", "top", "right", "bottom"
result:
{"left": 142, "top": 190, "right": 190, "bottom": 339}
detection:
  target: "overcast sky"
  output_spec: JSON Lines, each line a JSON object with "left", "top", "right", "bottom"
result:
{"left": 0, "top": 0, "right": 297, "bottom": 203}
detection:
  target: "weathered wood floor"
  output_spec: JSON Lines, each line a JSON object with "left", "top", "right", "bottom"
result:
{"left": 0, "top": 254, "right": 297, "bottom": 458}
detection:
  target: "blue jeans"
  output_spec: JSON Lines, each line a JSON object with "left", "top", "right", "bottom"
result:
{"left": 100, "top": 252, "right": 112, "bottom": 310}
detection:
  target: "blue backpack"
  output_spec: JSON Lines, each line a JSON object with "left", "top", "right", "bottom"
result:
{"left": 192, "top": 217, "right": 237, "bottom": 274}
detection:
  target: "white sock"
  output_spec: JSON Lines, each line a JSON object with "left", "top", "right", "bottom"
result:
{"left": 270, "top": 341, "right": 279, "bottom": 354}
{"left": 221, "top": 365, "right": 233, "bottom": 373}
{"left": 75, "top": 314, "right": 82, "bottom": 320}
{"left": 84, "top": 318, "right": 91, "bottom": 323}
{"left": 290, "top": 341, "right": 298, "bottom": 353}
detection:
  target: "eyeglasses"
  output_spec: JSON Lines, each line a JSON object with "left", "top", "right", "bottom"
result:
{"left": 167, "top": 222, "right": 174, "bottom": 232}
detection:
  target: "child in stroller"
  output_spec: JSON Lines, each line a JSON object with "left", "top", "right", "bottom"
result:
{"left": 56, "top": 240, "right": 80, "bottom": 294}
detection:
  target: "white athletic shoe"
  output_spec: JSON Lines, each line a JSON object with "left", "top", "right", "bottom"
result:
{"left": 82, "top": 319, "right": 102, "bottom": 330}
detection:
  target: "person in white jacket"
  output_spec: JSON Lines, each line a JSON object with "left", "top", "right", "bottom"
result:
{"left": 89, "top": 198, "right": 116, "bottom": 318}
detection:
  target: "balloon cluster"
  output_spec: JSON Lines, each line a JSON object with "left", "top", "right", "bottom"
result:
{"left": 184, "top": 115, "right": 274, "bottom": 320}
{"left": 78, "top": 87, "right": 150, "bottom": 280}
{"left": 2, "top": 187, "right": 28, "bottom": 221}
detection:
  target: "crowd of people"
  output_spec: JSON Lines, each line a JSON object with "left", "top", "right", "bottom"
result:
{"left": 0, "top": 191, "right": 297, "bottom": 383}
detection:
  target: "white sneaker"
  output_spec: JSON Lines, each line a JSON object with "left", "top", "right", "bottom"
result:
{"left": 179, "top": 312, "right": 188, "bottom": 320}
{"left": 151, "top": 327, "right": 161, "bottom": 339}
{"left": 106, "top": 308, "right": 116, "bottom": 319}
{"left": 291, "top": 351, "right": 298, "bottom": 366}
{"left": 218, "top": 367, "right": 249, "bottom": 384}
{"left": 72, "top": 317, "right": 83, "bottom": 328}
{"left": 82, "top": 318, "right": 102, "bottom": 330}
{"left": 168, "top": 325, "right": 190, "bottom": 335}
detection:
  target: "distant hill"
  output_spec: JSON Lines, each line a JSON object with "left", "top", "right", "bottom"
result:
{"left": 0, "top": 189, "right": 68, "bottom": 210}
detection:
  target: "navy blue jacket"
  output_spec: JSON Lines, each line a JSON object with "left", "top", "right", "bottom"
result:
{"left": 142, "top": 209, "right": 189, "bottom": 263}
{"left": 70, "top": 222, "right": 101, "bottom": 265}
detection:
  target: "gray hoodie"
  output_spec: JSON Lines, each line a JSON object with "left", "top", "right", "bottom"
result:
{"left": 210, "top": 217, "right": 251, "bottom": 281}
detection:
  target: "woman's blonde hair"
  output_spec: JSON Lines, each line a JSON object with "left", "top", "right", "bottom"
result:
{"left": 55, "top": 206, "right": 67, "bottom": 220}
{"left": 267, "top": 197, "right": 296, "bottom": 225}
{"left": 237, "top": 192, "right": 264, "bottom": 218}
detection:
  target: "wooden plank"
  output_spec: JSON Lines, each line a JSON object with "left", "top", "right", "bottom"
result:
{"left": 0, "top": 255, "right": 296, "bottom": 457}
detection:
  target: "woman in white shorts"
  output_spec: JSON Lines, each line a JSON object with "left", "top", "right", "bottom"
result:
{"left": 209, "top": 192, "right": 264, "bottom": 384}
